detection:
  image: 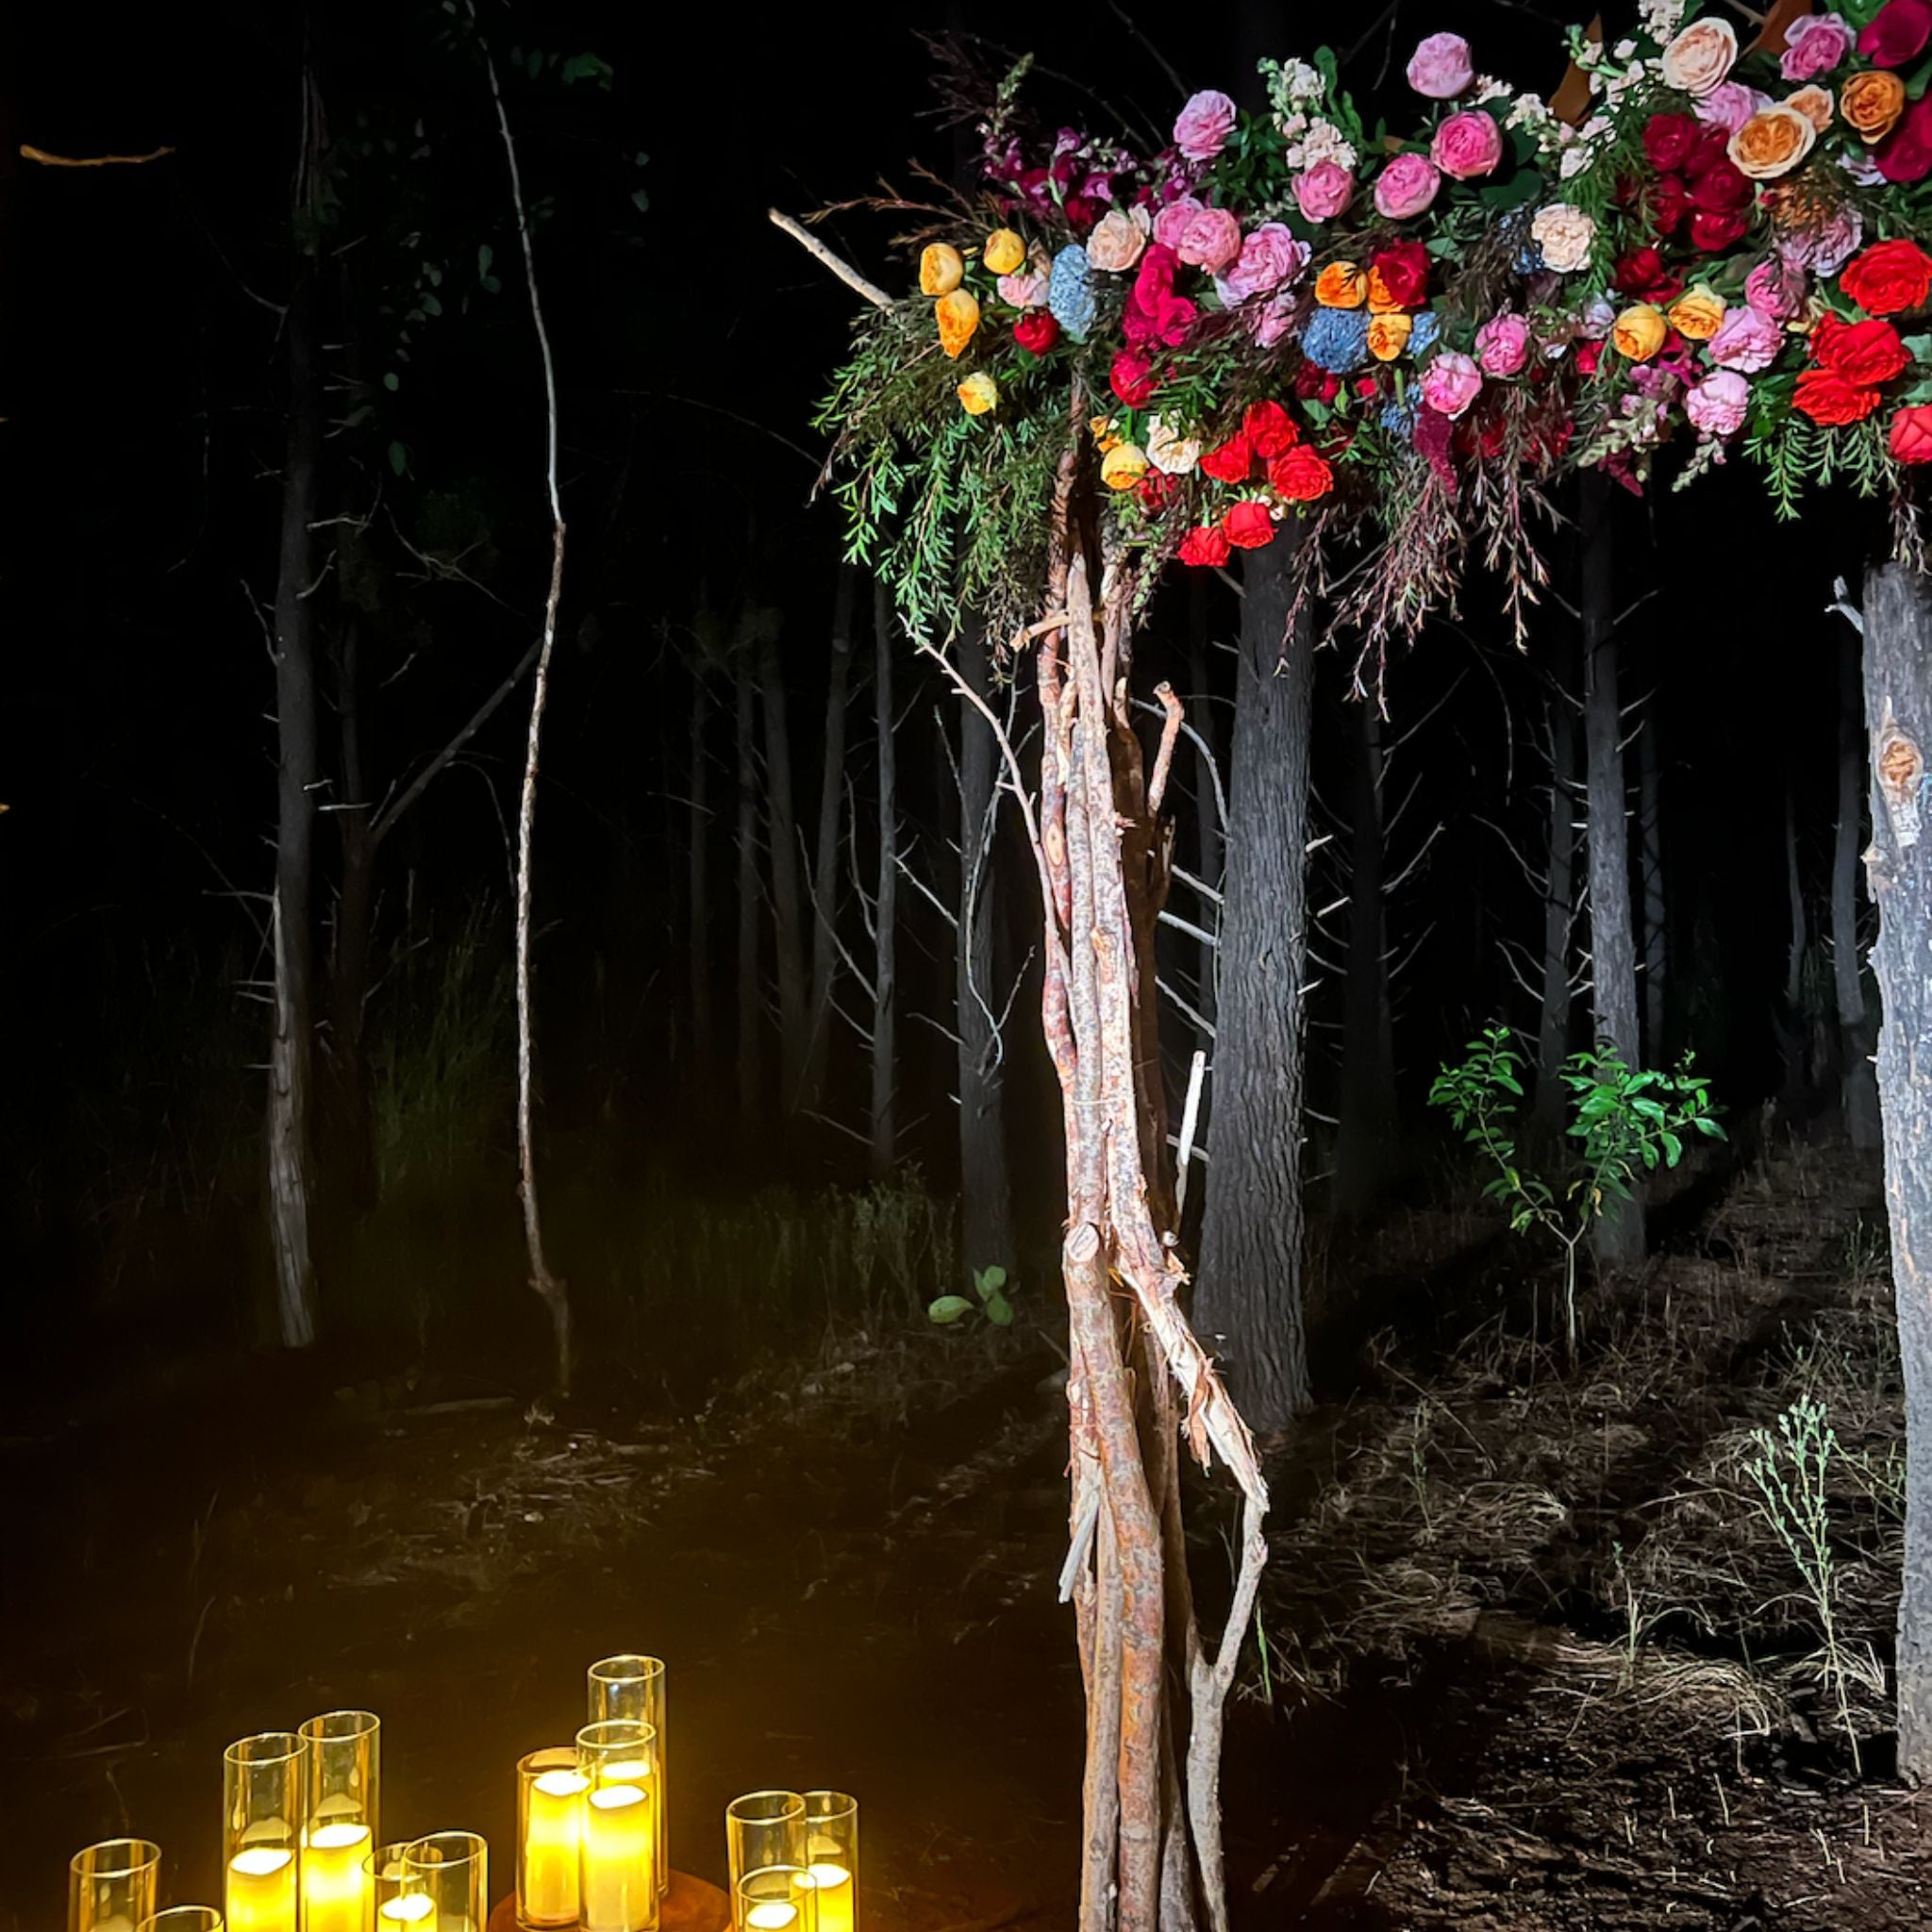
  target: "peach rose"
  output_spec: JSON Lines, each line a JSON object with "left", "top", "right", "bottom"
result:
{"left": 1728, "top": 103, "right": 1817, "bottom": 178}
{"left": 1786, "top": 85, "right": 1834, "bottom": 133}
{"left": 957, "top": 372, "right": 999, "bottom": 415}
{"left": 1101, "top": 442, "right": 1150, "bottom": 491}
{"left": 1086, "top": 206, "right": 1151, "bottom": 274}
{"left": 936, "top": 289, "right": 980, "bottom": 358}
{"left": 1843, "top": 69, "right": 1907, "bottom": 142}
{"left": 1668, "top": 286, "right": 1725, "bottom": 341}
{"left": 982, "top": 229, "right": 1025, "bottom": 275}
{"left": 1612, "top": 302, "right": 1668, "bottom": 360}
{"left": 1660, "top": 16, "right": 1740, "bottom": 96}
{"left": 1367, "top": 311, "right": 1414, "bottom": 360}
{"left": 1314, "top": 260, "right": 1368, "bottom": 308}
{"left": 920, "top": 243, "right": 964, "bottom": 296}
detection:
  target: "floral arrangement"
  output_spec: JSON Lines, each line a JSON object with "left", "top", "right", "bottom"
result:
{"left": 816, "top": 0, "right": 1932, "bottom": 649}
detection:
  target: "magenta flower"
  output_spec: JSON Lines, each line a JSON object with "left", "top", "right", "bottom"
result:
{"left": 1374, "top": 152, "right": 1442, "bottom": 221}
{"left": 1707, "top": 305, "right": 1783, "bottom": 373}
{"left": 1218, "top": 224, "right": 1309, "bottom": 302}
{"left": 1421, "top": 350, "right": 1484, "bottom": 418}
{"left": 1431, "top": 109, "right": 1505, "bottom": 180}
{"left": 1474, "top": 312, "right": 1532, "bottom": 377}
{"left": 1407, "top": 31, "right": 1474, "bottom": 100}
{"left": 1174, "top": 204, "right": 1242, "bottom": 274}
{"left": 1780, "top": 11, "right": 1854, "bottom": 80}
{"left": 1684, "top": 369, "right": 1751, "bottom": 436}
{"left": 1174, "top": 90, "right": 1239, "bottom": 163}
{"left": 1292, "top": 160, "right": 1356, "bottom": 223}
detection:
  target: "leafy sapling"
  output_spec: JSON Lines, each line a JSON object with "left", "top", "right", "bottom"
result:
{"left": 929, "top": 1263, "right": 1015, "bottom": 1328}
{"left": 1428, "top": 1024, "right": 1724, "bottom": 1358}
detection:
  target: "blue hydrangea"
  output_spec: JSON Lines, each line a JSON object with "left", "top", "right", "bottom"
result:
{"left": 1380, "top": 396, "right": 1418, "bottom": 437}
{"left": 1048, "top": 244, "right": 1097, "bottom": 342}
{"left": 1408, "top": 311, "right": 1442, "bottom": 358}
{"left": 1302, "top": 306, "right": 1372, "bottom": 374}
{"left": 1502, "top": 211, "right": 1542, "bottom": 276}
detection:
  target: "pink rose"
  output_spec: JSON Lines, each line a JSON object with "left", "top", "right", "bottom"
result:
{"left": 1707, "top": 304, "right": 1783, "bottom": 372}
{"left": 1174, "top": 90, "right": 1239, "bottom": 163}
{"left": 1153, "top": 194, "right": 1205, "bottom": 252}
{"left": 1293, "top": 160, "right": 1355, "bottom": 224}
{"left": 1684, "top": 368, "right": 1750, "bottom": 437}
{"left": 1661, "top": 16, "right": 1740, "bottom": 95}
{"left": 1249, "top": 287, "right": 1307, "bottom": 348}
{"left": 1174, "top": 204, "right": 1242, "bottom": 274}
{"left": 1087, "top": 206, "right": 1150, "bottom": 274}
{"left": 1407, "top": 31, "right": 1474, "bottom": 100}
{"left": 1780, "top": 10, "right": 1854, "bottom": 80}
{"left": 1431, "top": 108, "right": 1505, "bottom": 180}
{"left": 1786, "top": 206, "right": 1862, "bottom": 275}
{"left": 998, "top": 269, "right": 1049, "bottom": 308}
{"left": 1744, "top": 254, "right": 1807, "bottom": 320}
{"left": 1474, "top": 311, "right": 1531, "bottom": 376}
{"left": 1695, "top": 81, "right": 1769, "bottom": 133}
{"left": 1217, "top": 223, "right": 1308, "bottom": 303}
{"left": 1374, "top": 152, "right": 1442, "bottom": 221}
{"left": 1420, "top": 349, "right": 1483, "bottom": 418}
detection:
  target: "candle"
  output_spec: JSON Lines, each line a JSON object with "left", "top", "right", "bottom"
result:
{"left": 743, "top": 1907, "right": 797, "bottom": 1931}
{"left": 802, "top": 1864, "right": 853, "bottom": 1932}
{"left": 376, "top": 1894, "right": 433, "bottom": 1932}
{"left": 228, "top": 1848, "right": 299, "bottom": 1932}
{"left": 521, "top": 1768, "right": 588, "bottom": 1926}
{"left": 303, "top": 1822, "right": 372, "bottom": 1932}
{"left": 580, "top": 1784, "right": 654, "bottom": 1932}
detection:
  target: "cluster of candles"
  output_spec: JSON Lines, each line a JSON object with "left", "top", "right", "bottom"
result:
{"left": 60, "top": 1656, "right": 857, "bottom": 1932}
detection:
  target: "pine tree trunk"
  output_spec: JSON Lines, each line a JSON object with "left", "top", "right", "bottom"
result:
{"left": 1638, "top": 708, "right": 1667, "bottom": 1061}
{"left": 736, "top": 667, "right": 763, "bottom": 1142}
{"left": 1580, "top": 475, "right": 1645, "bottom": 1271}
{"left": 870, "top": 578, "right": 898, "bottom": 1180}
{"left": 1859, "top": 562, "right": 1932, "bottom": 1780}
{"left": 267, "top": 244, "right": 322, "bottom": 1351}
{"left": 331, "top": 614, "right": 379, "bottom": 1213}
{"left": 1533, "top": 646, "right": 1576, "bottom": 1145}
{"left": 957, "top": 629, "right": 1018, "bottom": 1284}
{"left": 688, "top": 666, "right": 714, "bottom": 1095}
{"left": 1333, "top": 700, "right": 1397, "bottom": 1219}
{"left": 802, "top": 567, "right": 856, "bottom": 1119}
{"left": 1837, "top": 625, "right": 1883, "bottom": 1150}
{"left": 759, "top": 634, "right": 809, "bottom": 1111}
{"left": 1193, "top": 534, "right": 1313, "bottom": 1430}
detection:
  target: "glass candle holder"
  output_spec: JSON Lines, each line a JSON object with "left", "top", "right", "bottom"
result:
{"left": 141, "top": 1912, "right": 225, "bottom": 1932}
{"left": 576, "top": 1722, "right": 658, "bottom": 1932}
{"left": 225, "top": 1734, "right": 304, "bottom": 1932}
{"left": 300, "top": 1711, "right": 380, "bottom": 1932}
{"left": 403, "top": 1833, "right": 487, "bottom": 1932}
{"left": 516, "top": 1748, "right": 588, "bottom": 1929}
{"left": 366, "top": 1844, "right": 428, "bottom": 1932}
{"left": 735, "top": 1868, "right": 818, "bottom": 1932}
{"left": 724, "top": 1795, "right": 804, "bottom": 1899}
{"left": 800, "top": 1793, "right": 857, "bottom": 1932}
{"left": 70, "top": 1839, "right": 162, "bottom": 1932}
{"left": 587, "top": 1657, "right": 667, "bottom": 1899}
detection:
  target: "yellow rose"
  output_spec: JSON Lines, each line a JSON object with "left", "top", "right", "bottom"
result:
{"left": 983, "top": 229, "right": 1025, "bottom": 275}
{"left": 1367, "top": 311, "right": 1414, "bottom": 361}
{"left": 1101, "top": 442, "right": 1150, "bottom": 491}
{"left": 1843, "top": 70, "right": 1906, "bottom": 143}
{"left": 1612, "top": 302, "right": 1667, "bottom": 362}
{"left": 1668, "top": 286, "right": 1724, "bottom": 341}
{"left": 936, "top": 289, "right": 980, "bottom": 358}
{"left": 1090, "top": 413, "right": 1124, "bottom": 454}
{"left": 1728, "top": 104, "right": 1815, "bottom": 181}
{"left": 957, "top": 372, "right": 999, "bottom": 416}
{"left": 1314, "top": 261, "right": 1368, "bottom": 308}
{"left": 920, "top": 243, "right": 964, "bottom": 296}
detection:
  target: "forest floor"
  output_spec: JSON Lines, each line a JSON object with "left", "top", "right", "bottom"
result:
{"left": 1, "top": 1134, "right": 1922, "bottom": 1929}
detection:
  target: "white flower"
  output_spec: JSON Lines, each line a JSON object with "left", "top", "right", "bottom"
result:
{"left": 1299, "top": 118, "right": 1357, "bottom": 172}
{"left": 1146, "top": 416, "right": 1202, "bottom": 475}
{"left": 1559, "top": 146, "right": 1592, "bottom": 179}
{"left": 1475, "top": 75, "right": 1513, "bottom": 104}
{"left": 1613, "top": 37, "right": 1637, "bottom": 58}
{"left": 1505, "top": 92, "right": 1551, "bottom": 130}
{"left": 1530, "top": 202, "right": 1597, "bottom": 274}
{"left": 1276, "top": 57, "right": 1323, "bottom": 103}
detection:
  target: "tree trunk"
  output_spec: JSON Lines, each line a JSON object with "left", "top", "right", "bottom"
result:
{"left": 266, "top": 241, "right": 322, "bottom": 1352}
{"left": 1837, "top": 625, "right": 1883, "bottom": 1150}
{"left": 1188, "top": 580, "right": 1222, "bottom": 1040}
{"left": 1859, "top": 562, "right": 1932, "bottom": 1780}
{"left": 736, "top": 666, "right": 763, "bottom": 1143}
{"left": 1638, "top": 707, "right": 1666, "bottom": 1062}
{"left": 759, "top": 634, "right": 809, "bottom": 1111}
{"left": 1193, "top": 534, "right": 1313, "bottom": 1430}
{"left": 870, "top": 578, "right": 898, "bottom": 1181}
{"left": 1333, "top": 700, "right": 1397, "bottom": 1219}
{"left": 802, "top": 566, "right": 856, "bottom": 1119}
{"left": 688, "top": 665, "right": 714, "bottom": 1096}
{"left": 1780, "top": 774, "right": 1813, "bottom": 1103}
{"left": 1533, "top": 647, "right": 1577, "bottom": 1145}
{"left": 331, "top": 614, "right": 379, "bottom": 1213}
{"left": 957, "top": 629, "right": 1018, "bottom": 1285}
{"left": 1580, "top": 475, "right": 1645, "bottom": 1271}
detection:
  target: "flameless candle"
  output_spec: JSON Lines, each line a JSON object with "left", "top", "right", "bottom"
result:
{"left": 734, "top": 1868, "right": 816, "bottom": 1932}
{"left": 70, "top": 1840, "right": 162, "bottom": 1932}
{"left": 301, "top": 1823, "right": 372, "bottom": 1932}
{"left": 375, "top": 1894, "right": 433, "bottom": 1932}
{"left": 225, "top": 1734, "right": 305, "bottom": 1932}
{"left": 226, "top": 1848, "right": 299, "bottom": 1932}
{"left": 516, "top": 1750, "right": 588, "bottom": 1928}
{"left": 799, "top": 1792, "right": 857, "bottom": 1932}
{"left": 580, "top": 1787, "right": 654, "bottom": 1932}
{"left": 402, "top": 1831, "right": 486, "bottom": 1932}
{"left": 800, "top": 1867, "right": 852, "bottom": 1932}
{"left": 299, "top": 1709, "right": 380, "bottom": 1932}
{"left": 587, "top": 1657, "right": 669, "bottom": 1900}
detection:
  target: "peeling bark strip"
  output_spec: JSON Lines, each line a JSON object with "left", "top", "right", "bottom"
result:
{"left": 1862, "top": 564, "right": 1932, "bottom": 1783}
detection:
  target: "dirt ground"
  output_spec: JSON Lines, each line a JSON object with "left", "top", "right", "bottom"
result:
{"left": 5, "top": 1133, "right": 1926, "bottom": 1930}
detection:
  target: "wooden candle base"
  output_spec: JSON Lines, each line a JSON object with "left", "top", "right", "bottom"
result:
{"left": 488, "top": 1874, "right": 731, "bottom": 1932}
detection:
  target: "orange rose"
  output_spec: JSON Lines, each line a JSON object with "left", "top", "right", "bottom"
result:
{"left": 1366, "top": 267, "right": 1406, "bottom": 313}
{"left": 920, "top": 243, "right": 965, "bottom": 296}
{"left": 1367, "top": 311, "right": 1414, "bottom": 359}
{"left": 1786, "top": 85, "right": 1833, "bottom": 134}
{"left": 936, "top": 289, "right": 980, "bottom": 358}
{"left": 1668, "top": 286, "right": 1724, "bottom": 341}
{"left": 1842, "top": 70, "right": 1906, "bottom": 144}
{"left": 957, "top": 372, "right": 999, "bottom": 416}
{"left": 1728, "top": 104, "right": 1816, "bottom": 180}
{"left": 1612, "top": 303, "right": 1667, "bottom": 361}
{"left": 1314, "top": 260, "right": 1367, "bottom": 308}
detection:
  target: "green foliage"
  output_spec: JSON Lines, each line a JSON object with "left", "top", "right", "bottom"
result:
{"left": 1428, "top": 1024, "right": 1724, "bottom": 1356}
{"left": 928, "top": 1262, "right": 1016, "bottom": 1328}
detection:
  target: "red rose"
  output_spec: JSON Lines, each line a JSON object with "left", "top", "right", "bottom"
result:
{"left": 1110, "top": 350, "right": 1158, "bottom": 408}
{"left": 1815, "top": 316, "right": 1911, "bottom": 386}
{"left": 1690, "top": 208, "right": 1749, "bottom": 252}
{"left": 1137, "top": 470, "right": 1180, "bottom": 510}
{"left": 1575, "top": 339, "right": 1606, "bottom": 375}
{"left": 1266, "top": 445, "right": 1335, "bottom": 502}
{"left": 1242, "top": 399, "right": 1300, "bottom": 459}
{"left": 1890, "top": 405, "right": 1932, "bottom": 463}
{"left": 1687, "top": 158, "right": 1751, "bottom": 213}
{"left": 1293, "top": 358, "right": 1341, "bottom": 402}
{"left": 1613, "top": 245, "right": 1667, "bottom": 294}
{"left": 1877, "top": 95, "right": 1932, "bottom": 184}
{"left": 1354, "top": 375, "right": 1380, "bottom": 398}
{"left": 1177, "top": 525, "right": 1232, "bottom": 567}
{"left": 1860, "top": 0, "right": 1932, "bottom": 67}
{"left": 1221, "top": 500, "right": 1277, "bottom": 549}
{"left": 1643, "top": 112, "right": 1698, "bottom": 173}
{"left": 1683, "top": 126, "right": 1732, "bottom": 180}
{"left": 1370, "top": 240, "right": 1430, "bottom": 308}
{"left": 1013, "top": 310, "right": 1060, "bottom": 355}
{"left": 1198, "top": 431, "right": 1254, "bottom": 483}
{"left": 1647, "top": 175, "right": 1690, "bottom": 237}
{"left": 1841, "top": 237, "right": 1932, "bottom": 315}
{"left": 1793, "top": 368, "right": 1884, "bottom": 426}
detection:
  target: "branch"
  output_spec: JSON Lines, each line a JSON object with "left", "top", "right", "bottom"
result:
{"left": 768, "top": 208, "right": 894, "bottom": 310}
{"left": 21, "top": 143, "right": 175, "bottom": 167}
